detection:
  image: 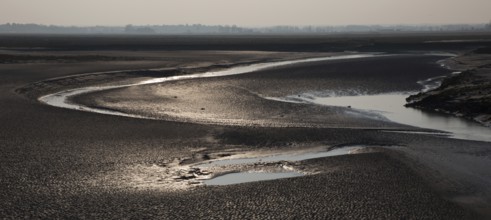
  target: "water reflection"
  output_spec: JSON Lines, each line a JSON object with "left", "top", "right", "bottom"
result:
{"left": 197, "top": 146, "right": 364, "bottom": 168}
{"left": 204, "top": 172, "right": 304, "bottom": 186}
{"left": 39, "top": 53, "right": 380, "bottom": 118}
{"left": 300, "top": 93, "right": 490, "bottom": 142}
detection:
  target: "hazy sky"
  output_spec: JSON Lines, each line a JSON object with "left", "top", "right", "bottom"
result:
{"left": 1, "top": 0, "right": 490, "bottom": 26}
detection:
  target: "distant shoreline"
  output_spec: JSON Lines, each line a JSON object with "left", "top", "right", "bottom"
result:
{"left": 1, "top": 23, "right": 490, "bottom": 35}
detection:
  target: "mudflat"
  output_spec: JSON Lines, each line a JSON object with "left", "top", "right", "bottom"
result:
{"left": 1, "top": 34, "right": 491, "bottom": 219}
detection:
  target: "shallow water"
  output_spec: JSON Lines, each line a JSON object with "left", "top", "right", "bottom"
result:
{"left": 204, "top": 172, "right": 304, "bottom": 186}
{"left": 39, "top": 53, "right": 491, "bottom": 143}
{"left": 197, "top": 146, "right": 364, "bottom": 168}
{"left": 198, "top": 146, "right": 366, "bottom": 185}
{"left": 39, "top": 53, "right": 380, "bottom": 118}
{"left": 41, "top": 87, "right": 150, "bottom": 119}
{"left": 297, "top": 93, "right": 491, "bottom": 142}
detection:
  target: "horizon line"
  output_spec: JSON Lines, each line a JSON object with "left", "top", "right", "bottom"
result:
{"left": 1, "top": 22, "right": 490, "bottom": 28}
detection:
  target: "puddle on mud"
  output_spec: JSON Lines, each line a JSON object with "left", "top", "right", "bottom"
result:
{"left": 204, "top": 171, "right": 304, "bottom": 186}
{"left": 197, "top": 146, "right": 364, "bottom": 168}
{"left": 101, "top": 146, "right": 372, "bottom": 190}
{"left": 198, "top": 146, "right": 367, "bottom": 186}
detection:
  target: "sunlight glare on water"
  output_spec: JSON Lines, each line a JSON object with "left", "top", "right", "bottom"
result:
{"left": 305, "top": 93, "right": 491, "bottom": 142}
{"left": 204, "top": 172, "right": 304, "bottom": 186}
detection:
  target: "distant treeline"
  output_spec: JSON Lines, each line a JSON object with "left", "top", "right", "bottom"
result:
{"left": 0, "top": 23, "right": 490, "bottom": 35}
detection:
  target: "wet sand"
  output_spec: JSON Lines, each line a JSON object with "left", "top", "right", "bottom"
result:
{"left": 2, "top": 34, "right": 491, "bottom": 218}
{"left": 73, "top": 55, "right": 449, "bottom": 128}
